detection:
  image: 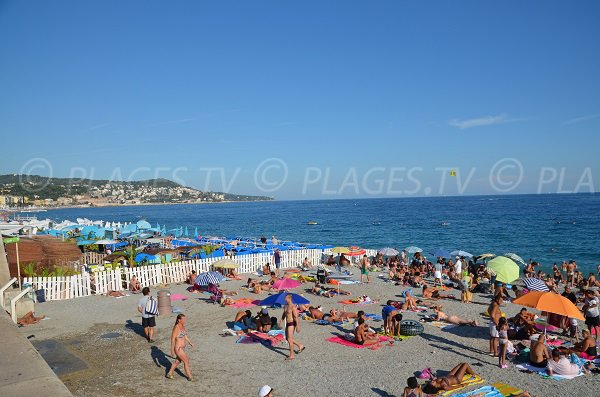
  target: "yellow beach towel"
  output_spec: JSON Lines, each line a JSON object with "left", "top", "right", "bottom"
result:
{"left": 438, "top": 374, "right": 484, "bottom": 396}
{"left": 490, "top": 383, "right": 523, "bottom": 397}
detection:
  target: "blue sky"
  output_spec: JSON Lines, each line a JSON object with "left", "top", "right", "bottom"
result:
{"left": 1, "top": 0, "right": 599, "bottom": 199}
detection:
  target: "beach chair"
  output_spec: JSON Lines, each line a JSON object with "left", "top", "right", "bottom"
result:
{"left": 207, "top": 283, "right": 223, "bottom": 304}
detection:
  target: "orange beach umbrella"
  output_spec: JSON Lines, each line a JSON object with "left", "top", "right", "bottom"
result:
{"left": 512, "top": 291, "right": 584, "bottom": 321}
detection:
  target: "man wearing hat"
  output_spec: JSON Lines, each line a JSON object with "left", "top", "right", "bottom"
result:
{"left": 259, "top": 385, "right": 274, "bottom": 397}
{"left": 455, "top": 256, "right": 463, "bottom": 278}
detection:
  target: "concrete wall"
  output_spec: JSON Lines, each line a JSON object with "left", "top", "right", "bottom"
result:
{"left": 0, "top": 239, "right": 11, "bottom": 287}
{"left": 0, "top": 312, "right": 72, "bottom": 396}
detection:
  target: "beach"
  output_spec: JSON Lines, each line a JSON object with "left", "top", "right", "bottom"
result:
{"left": 19, "top": 273, "right": 597, "bottom": 397}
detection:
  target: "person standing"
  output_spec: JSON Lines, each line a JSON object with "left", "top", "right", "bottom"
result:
{"left": 487, "top": 295, "right": 503, "bottom": 357}
{"left": 137, "top": 287, "right": 156, "bottom": 343}
{"left": 454, "top": 256, "right": 462, "bottom": 279}
{"left": 360, "top": 255, "right": 371, "bottom": 283}
{"left": 166, "top": 314, "right": 195, "bottom": 381}
{"left": 282, "top": 294, "right": 304, "bottom": 360}
{"left": 583, "top": 290, "right": 600, "bottom": 337}
{"left": 433, "top": 260, "right": 443, "bottom": 287}
{"left": 273, "top": 249, "right": 282, "bottom": 277}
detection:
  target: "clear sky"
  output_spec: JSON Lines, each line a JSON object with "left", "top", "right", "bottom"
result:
{"left": 1, "top": 1, "right": 599, "bottom": 199}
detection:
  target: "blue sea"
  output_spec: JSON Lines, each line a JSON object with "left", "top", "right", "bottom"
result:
{"left": 33, "top": 194, "right": 600, "bottom": 273}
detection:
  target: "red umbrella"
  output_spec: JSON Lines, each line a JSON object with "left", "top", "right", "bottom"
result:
{"left": 346, "top": 246, "right": 366, "bottom": 256}
{"left": 273, "top": 278, "right": 302, "bottom": 291}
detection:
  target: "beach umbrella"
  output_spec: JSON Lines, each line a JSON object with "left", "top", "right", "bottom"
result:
{"left": 450, "top": 250, "right": 473, "bottom": 258}
{"left": 476, "top": 253, "right": 496, "bottom": 260}
{"left": 346, "top": 246, "right": 366, "bottom": 256}
{"left": 273, "top": 278, "right": 302, "bottom": 291}
{"left": 212, "top": 258, "right": 240, "bottom": 269}
{"left": 156, "top": 222, "right": 160, "bottom": 229}
{"left": 184, "top": 226, "right": 189, "bottom": 237}
{"left": 378, "top": 247, "right": 399, "bottom": 256}
{"left": 405, "top": 246, "right": 422, "bottom": 254}
{"left": 260, "top": 291, "right": 310, "bottom": 306}
{"left": 522, "top": 278, "right": 550, "bottom": 292}
{"left": 95, "top": 239, "right": 118, "bottom": 245}
{"left": 503, "top": 253, "right": 526, "bottom": 267}
{"left": 331, "top": 246, "right": 350, "bottom": 254}
{"left": 195, "top": 271, "right": 225, "bottom": 286}
{"left": 487, "top": 256, "right": 520, "bottom": 283}
{"left": 432, "top": 248, "right": 451, "bottom": 258}
{"left": 512, "top": 291, "right": 584, "bottom": 321}
{"left": 194, "top": 227, "right": 198, "bottom": 238}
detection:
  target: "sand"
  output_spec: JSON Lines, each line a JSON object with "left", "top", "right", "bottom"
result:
{"left": 18, "top": 272, "right": 599, "bottom": 397}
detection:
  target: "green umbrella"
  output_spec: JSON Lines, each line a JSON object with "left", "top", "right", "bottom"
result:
{"left": 487, "top": 256, "right": 520, "bottom": 283}
{"left": 502, "top": 252, "right": 526, "bottom": 267}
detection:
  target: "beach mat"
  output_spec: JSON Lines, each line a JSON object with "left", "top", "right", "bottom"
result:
{"left": 454, "top": 386, "right": 502, "bottom": 397}
{"left": 428, "top": 321, "right": 459, "bottom": 330}
{"left": 170, "top": 294, "right": 188, "bottom": 301}
{"left": 490, "top": 383, "right": 523, "bottom": 397}
{"left": 338, "top": 299, "right": 376, "bottom": 305}
{"left": 515, "top": 363, "right": 583, "bottom": 380}
{"left": 326, "top": 335, "right": 391, "bottom": 349}
{"left": 437, "top": 375, "right": 484, "bottom": 396}
{"left": 377, "top": 331, "right": 413, "bottom": 341}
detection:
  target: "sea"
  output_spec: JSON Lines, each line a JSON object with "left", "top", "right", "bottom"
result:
{"left": 30, "top": 193, "right": 600, "bottom": 274}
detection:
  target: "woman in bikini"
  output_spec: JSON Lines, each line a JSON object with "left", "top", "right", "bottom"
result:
{"left": 422, "top": 363, "right": 478, "bottom": 395}
{"left": 166, "top": 314, "right": 195, "bottom": 381}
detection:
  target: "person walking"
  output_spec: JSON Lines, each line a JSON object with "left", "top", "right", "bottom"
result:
{"left": 282, "top": 294, "right": 304, "bottom": 360}
{"left": 137, "top": 287, "right": 157, "bottom": 343}
{"left": 166, "top": 314, "right": 195, "bottom": 381}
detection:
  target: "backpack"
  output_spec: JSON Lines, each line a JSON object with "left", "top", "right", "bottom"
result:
{"left": 145, "top": 296, "right": 159, "bottom": 316}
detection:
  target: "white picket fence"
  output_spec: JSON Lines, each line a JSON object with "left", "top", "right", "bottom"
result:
{"left": 23, "top": 248, "right": 334, "bottom": 301}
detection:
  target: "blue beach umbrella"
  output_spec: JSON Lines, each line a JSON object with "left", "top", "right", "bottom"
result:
{"left": 404, "top": 246, "right": 422, "bottom": 254}
{"left": 522, "top": 278, "right": 550, "bottom": 292}
{"left": 260, "top": 292, "right": 310, "bottom": 307}
{"left": 432, "top": 248, "right": 451, "bottom": 258}
{"left": 450, "top": 250, "right": 474, "bottom": 258}
{"left": 195, "top": 271, "right": 225, "bottom": 286}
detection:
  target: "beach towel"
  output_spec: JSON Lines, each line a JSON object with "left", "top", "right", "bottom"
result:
{"left": 326, "top": 335, "right": 391, "bottom": 349}
{"left": 515, "top": 363, "right": 584, "bottom": 380}
{"left": 229, "top": 298, "right": 261, "bottom": 309}
{"left": 170, "top": 294, "right": 188, "bottom": 301}
{"left": 545, "top": 339, "right": 565, "bottom": 347}
{"left": 490, "top": 383, "right": 523, "bottom": 397}
{"left": 376, "top": 331, "right": 413, "bottom": 341}
{"left": 315, "top": 319, "right": 343, "bottom": 326}
{"left": 365, "top": 313, "right": 383, "bottom": 321}
{"left": 248, "top": 332, "right": 285, "bottom": 347}
{"left": 453, "top": 385, "right": 502, "bottom": 397}
{"left": 437, "top": 375, "right": 484, "bottom": 396}
{"left": 338, "top": 299, "right": 375, "bottom": 305}
{"left": 338, "top": 280, "right": 361, "bottom": 285}
{"left": 236, "top": 335, "right": 259, "bottom": 344}
{"left": 267, "top": 330, "right": 285, "bottom": 337}
{"left": 428, "top": 321, "right": 459, "bottom": 330}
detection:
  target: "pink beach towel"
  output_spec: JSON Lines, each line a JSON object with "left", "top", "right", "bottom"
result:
{"left": 546, "top": 339, "right": 565, "bottom": 347}
{"left": 326, "top": 335, "right": 391, "bottom": 349}
{"left": 229, "top": 299, "right": 261, "bottom": 309}
{"left": 170, "top": 294, "right": 189, "bottom": 301}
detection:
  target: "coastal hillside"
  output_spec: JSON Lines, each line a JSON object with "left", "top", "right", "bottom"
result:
{"left": 0, "top": 174, "right": 273, "bottom": 207}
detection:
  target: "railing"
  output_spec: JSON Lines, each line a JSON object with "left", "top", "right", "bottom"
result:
{"left": 23, "top": 248, "right": 336, "bottom": 301}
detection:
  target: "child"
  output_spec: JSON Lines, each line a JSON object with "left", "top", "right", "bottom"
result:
{"left": 497, "top": 317, "right": 509, "bottom": 368}
{"left": 403, "top": 376, "right": 422, "bottom": 397}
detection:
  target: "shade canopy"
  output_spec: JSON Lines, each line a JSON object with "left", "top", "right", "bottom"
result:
{"left": 512, "top": 291, "right": 584, "bottom": 321}
{"left": 487, "top": 256, "right": 520, "bottom": 283}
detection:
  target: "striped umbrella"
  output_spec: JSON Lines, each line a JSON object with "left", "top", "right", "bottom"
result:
{"left": 194, "top": 271, "right": 225, "bottom": 286}
{"left": 522, "top": 278, "right": 550, "bottom": 292}
{"left": 503, "top": 253, "right": 526, "bottom": 267}
{"left": 346, "top": 246, "right": 367, "bottom": 256}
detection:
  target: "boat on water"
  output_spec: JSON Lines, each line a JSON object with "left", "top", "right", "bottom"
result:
{"left": 440, "top": 221, "right": 450, "bottom": 226}
{"left": 372, "top": 221, "right": 382, "bottom": 226}
{"left": 307, "top": 221, "right": 318, "bottom": 225}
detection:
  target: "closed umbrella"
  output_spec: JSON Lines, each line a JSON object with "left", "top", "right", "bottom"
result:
{"left": 378, "top": 247, "right": 399, "bottom": 256}
{"left": 522, "top": 278, "right": 550, "bottom": 292}
{"left": 195, "top": 271, "right": 225, "bottom": 286}
{"left": 487, "top": 256, "right": 520, "bottom": 283}
{"left": 273, "top": 278, "right": 302, "bottom": 291}
{"left": 260, "top": 291, "right": 310, "bottom": 306}
{"left": 512, "top": 291, "right": 584, "bottom": 321}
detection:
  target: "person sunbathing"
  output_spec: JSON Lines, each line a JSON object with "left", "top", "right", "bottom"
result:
{"left": 570, "top": 329, "right": 597, "bottom": 359}
{"left": 422, "top": 285, "right": 452, "bottom": 300}
{"left": 233, "top": 310, "right": 254, "bottom": 331}
{"left": 422, "top": 363, "right": 478, "bottom": 395}
{"left": 247, "top": 278, "right": 265, "bottom": 294}
{"left": 354, "top": 318, "right": 381, "bottom": 346}
{"left": 129, "top": 276, "right": 141, "bottom": 293}
{"left": 255, "top": 309, "right": 272, "bottom": 332}
{"left": 403, "top": 290, "right": 418, "bottom": 311}
{"left": 311, "top": 282, "right": 351, "bottom": 298}
{"left": 432, "top": 305, "right": 478, "bottom": 326}
{"left": 529, "top": 334, "right": 550, "bottom": 368}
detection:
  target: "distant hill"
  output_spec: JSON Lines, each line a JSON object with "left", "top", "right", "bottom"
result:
{"left": 0, "top": 174, "right": 273, "bottom": 204}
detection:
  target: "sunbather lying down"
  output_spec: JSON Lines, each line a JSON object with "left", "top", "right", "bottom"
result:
{"left": 422, "top": 285, "right": 451, "bottom": 299}
{"left": 433, "top": 305, "right": 478, "bottom": 326}
{"left": 17, "top": 311, "right": 45, "bottom": 326}
{"left": 307, "top": 307, "right": 358, "bottom": 322}
{"left": 422, "top": 363, "right": 478, "bottom": 394}
{"left": 311, "top": 283, "right": 351, "bottom": 297}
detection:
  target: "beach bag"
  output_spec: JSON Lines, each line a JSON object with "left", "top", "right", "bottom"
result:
{"left": 145, "top": 296, "right": 159, "bottom": 316}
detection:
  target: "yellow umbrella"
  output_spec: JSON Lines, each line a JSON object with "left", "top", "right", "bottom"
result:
{"left": 331, "top": 246, "right": 350, "bottom": 254}
{"left": 212, "top": 258, "right": 240, "bottom": 269}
